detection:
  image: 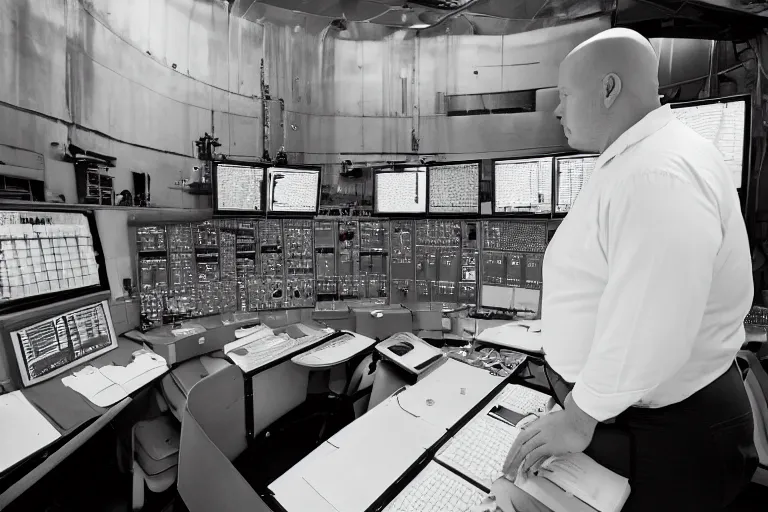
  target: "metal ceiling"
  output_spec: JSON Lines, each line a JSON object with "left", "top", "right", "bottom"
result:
{"left": 229, "top": 0, "right": 768, "bottom": 39}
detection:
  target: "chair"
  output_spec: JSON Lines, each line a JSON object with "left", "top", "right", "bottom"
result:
{"left": 178, "top": 364, "right": 271, "bottom": 512}
{"left": 737, "top": 350, "right": 768, "bottom": 486}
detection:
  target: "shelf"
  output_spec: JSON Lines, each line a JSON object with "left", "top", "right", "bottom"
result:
{"left": 138, "top": 249, "right": 167, "bottom": 257}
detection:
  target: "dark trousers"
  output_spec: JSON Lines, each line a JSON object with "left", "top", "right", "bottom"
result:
{"left": 545, "top": 362, "right": 758, "bottom": 511}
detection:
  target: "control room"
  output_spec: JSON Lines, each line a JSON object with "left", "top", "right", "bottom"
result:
{"left": 1, "top": 1, "right": 768, "bottom": 512}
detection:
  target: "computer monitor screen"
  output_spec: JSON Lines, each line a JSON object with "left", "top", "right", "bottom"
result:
{"left": 10, "top": 299, "right": 117, "bottom": 387}
{"left": 0, "top": 211, "right": 101, "bottom": 305}
{"left": 555, "top": 155, "right": 599, "bottom": 213}
{"left": 266, "top": 167, "right": 320, "bottom": 213}
{"left": 493, "top": 157, "right": 553, "bottom": 214}
{"left": 375, "top": 168, "right": 428, "bottom": 214}
{"left": 428, "top": 162, "right": 480, "bottom": 214}
{"left": 214, "top": 163, "right": 264, "bottom": 213}
{"left": 670, "top": 98, "right": 746, "bottom": 189}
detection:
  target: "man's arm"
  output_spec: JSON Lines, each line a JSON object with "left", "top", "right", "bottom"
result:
{"left": 571, "top": 169, "right": 722, "bottom": 422}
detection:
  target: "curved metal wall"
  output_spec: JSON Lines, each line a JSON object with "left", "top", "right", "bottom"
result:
{"left": 0, "top": 0, "right": 710, "bottom": 209}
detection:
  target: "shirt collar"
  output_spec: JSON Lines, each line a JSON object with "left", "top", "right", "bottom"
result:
{"left": 596, "top": 104, "right": 674, "bottom": 168}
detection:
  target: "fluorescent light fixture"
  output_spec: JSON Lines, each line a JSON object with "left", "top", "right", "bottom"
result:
{"left": 410, "top": 23, "right": 430, "bottom": 29}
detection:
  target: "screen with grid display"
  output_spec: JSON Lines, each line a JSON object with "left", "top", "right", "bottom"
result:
{"left": 375, "top": 168, "right": 428, "bottom": 214}
{"left": 215, "top": 164, "right": 264, "bottom": 213}
{"left": 10, "top": 299, "right": 117, "bottom": 386}
{"left": 671, "top": 99, "right": 746, "bottom": 189}
{"left": 0, "top": 211, "right": 100, "bottom": 303}
{"left": 555, "top": 156, "right": 598, "bottom": 213}
{"left": 428, "top": 163, "right": 480, "bottom": 214}
{"left": 267, "top": 167, "right": 320, "bottom": 213}
{"left": 493, "top": 157, "right": 553, "bottom": 214}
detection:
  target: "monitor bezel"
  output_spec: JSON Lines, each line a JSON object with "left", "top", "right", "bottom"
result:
{"left": 551, "top": 153, "right": 601, "bottom": 218}
{"left": 0, "top": 292, "right": 117, "bottom": 388}
{"left": 265, "top": 164, "right": 322, "bottom": 217}
{"left": 426, "top": 160, "right": 483, "bottom": 217}
{"left": 667, "top": 93, "right": 751, "bottom": 213}
{"left": 212, "top": 160, "right": 268, "bottom": 218}
{"left": 0, "top": 207, "right": 110, "bottom": 316}
{"left": 490, "top": 155, "right": 557, "bottom": 218}
{"left": 372, "top": 165, "right": 430, "bottom": 218}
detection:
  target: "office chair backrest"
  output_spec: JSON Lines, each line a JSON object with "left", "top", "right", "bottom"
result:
{"left": 346, "top": 354, "right": 377, "bottom": 418}
{"left": 737, "top": 351, "right": 768, "bottom": 467}
{"left": 179, "top": 365, "right": 270, "bottom": 512}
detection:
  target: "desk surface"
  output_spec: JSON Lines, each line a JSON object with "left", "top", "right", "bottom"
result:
{"left": 291, "top": 332, "right": 377, "bottom": 369}
{"left": 0, "top": 338, "right": 168, "bottom": 486}
{"left": 268, "top": 359, "right": 507, "bottom": 512}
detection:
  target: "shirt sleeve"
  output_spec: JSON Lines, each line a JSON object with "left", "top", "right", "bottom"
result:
{"left": 571, "top": 170, "right": 722, "bottom": 422}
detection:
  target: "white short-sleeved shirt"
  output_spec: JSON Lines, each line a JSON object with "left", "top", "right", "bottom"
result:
{"left": 542, "top": 104, "right": 752, "bottom": 422}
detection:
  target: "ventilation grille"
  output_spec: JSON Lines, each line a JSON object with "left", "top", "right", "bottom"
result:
{"left": 444, "top": 90, "right": 537, "bottom": 117}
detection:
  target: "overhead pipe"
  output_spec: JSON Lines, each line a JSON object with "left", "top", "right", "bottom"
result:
{"left": 416, "top": 0, "right": 486, "bottom": 31}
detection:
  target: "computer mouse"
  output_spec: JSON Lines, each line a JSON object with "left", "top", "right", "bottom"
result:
{"left": 389, "top": 341, "right": 414, "bottom": 356}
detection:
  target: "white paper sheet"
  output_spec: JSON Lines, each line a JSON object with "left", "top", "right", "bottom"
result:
{"left": 0, "top": 391, "right": 61, "bottom": 473}
{"left": 100, "top": 351, "right": 168, "bottom": 394}
{"left": 476, "top": 322, "right": 544, "bottom": 353}
{"left": 395, "top": 359, "right": 504, "bottom": 430}
{"left": 62, "top": 365, "right": 127, "bottom": 408}
{"left": 62, "top": 351, "right": 168, "bottom": 407}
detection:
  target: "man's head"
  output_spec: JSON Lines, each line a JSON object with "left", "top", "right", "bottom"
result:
{"left": 555, "top": 28, "right": 661, "bottom": 153}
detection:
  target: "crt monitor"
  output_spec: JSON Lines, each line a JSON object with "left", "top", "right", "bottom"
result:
{"left": 2, "top": 294, "right": 118, "bottom": 387}
{"left": 213, "top": 162, "right": 266, "bottom": 215}
{"left": 554, "top": 155, "right": 599, "bottom": 213}
{"left": 669, "top": 94, "right": 750, "bottom": 192}
{"left": 0, "top": 208, "right": 107, "bottom": 315}
{"left": 266, "top": 166, "right": 321, "bottom": 214}
{"left": 374, "top": 167, "right": 428, "bottom": 215}
{"left": 492, "top": 157, "right": 553, "bottom": 215}
{"left": 428, "top": 161, "right": 480, "bottom": 215}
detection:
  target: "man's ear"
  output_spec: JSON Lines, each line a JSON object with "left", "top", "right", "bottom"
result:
{"left": 602, "top": 73, "right": 621, "bottom": 109}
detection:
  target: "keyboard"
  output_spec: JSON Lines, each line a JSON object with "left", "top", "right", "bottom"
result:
{"left": 227, "top": 331, "right": 334, "bottom": 372}
{"left": 298, "top": 332, "right": 354, "bottom": 356}
{"left": 436, "top": 414, "right": 520, "bottom": 488}
{"left": 495, "top": 384, "right": 550, "bottom": 415}
{"left": 383, "top": 461, "right": 486, "bottom": 512}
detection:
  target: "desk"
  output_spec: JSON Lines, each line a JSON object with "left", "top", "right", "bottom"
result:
{"left": 291, "top": 332, "right": 377, "bottom": 369}
{"left": 0, "top": 338, "right": 168, "bottom": 506}
{"left": 268, "top": 358, "right": 507, "bottom": 512}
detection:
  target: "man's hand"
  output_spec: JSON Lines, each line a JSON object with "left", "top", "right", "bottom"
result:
{"left": 503, "top": 393, "right": 598, "bottom": 479}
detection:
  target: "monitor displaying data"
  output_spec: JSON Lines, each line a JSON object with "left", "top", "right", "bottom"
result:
{"left": 10, "top": 299, "right": 117, "bottom": 387}
{"left": 214, "top": 163, "right": 264, "bottom": 214}
{"left": 375, "top": 168, "right": 428, "bottom": 214}
{"left": 670, "top": 98, "right": 747, "bottom": 189}
{"left": 428, "top": 163, "right": 480, "bottom": 214}
{"left": 493, "top": 157, "right": 553, "bottom": 214}
{"left": 267, "top": 167, "right": 321, "bottom": 213}
{"left": 555, "top": 155, "right": 599, "bottom": 213}
{"left": 0, "top": 211, "right": 101, "bottom": 305}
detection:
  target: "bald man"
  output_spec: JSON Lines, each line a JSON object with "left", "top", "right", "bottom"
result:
{"left": 500, "top": 28, "right": 757, "bottom": 511}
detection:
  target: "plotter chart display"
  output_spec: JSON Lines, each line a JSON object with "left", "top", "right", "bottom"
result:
{"left": 267, "top": 167, "right": 320, "bottom": 213}
{"left": 0, "top": 211, "right": 100, "bottom": 303}
{"left": 215, "top": 164, "right": 264, "bottom": 212}
{"left": 493, "top": 158, "right": 553, "bottom": 214}
{"left": 428, "top": 163, "right": 480, "bottom": 214}
{"left": 556, "top": 156, "right": 598, "bottom": 212}
{"left": 11, "top": 300, "right": 117, "bottom": 386}
{"left": 671, "top": 100, "right": 746, "bottom": 189}
{"left": 375, "top": 168, "right": 428, "bottom": 214}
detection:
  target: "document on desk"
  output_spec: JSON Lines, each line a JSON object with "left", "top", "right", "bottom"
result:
{"left": 62, "top": 350, "right": 168, "bottom": 407}
{"left": 303, "top": 401, "right": 444, "bottom": 512}
{"left": 0, "top": 391, "right": 61, "bottom": 473}
{"left": 395, "top": 359, "right": 504, "bottom": 431}
{"left": 514, "top": 452, "right": 630, "bottom": 512}
{"left": 475, "top": 322, "right": 544, "bottom": 354}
